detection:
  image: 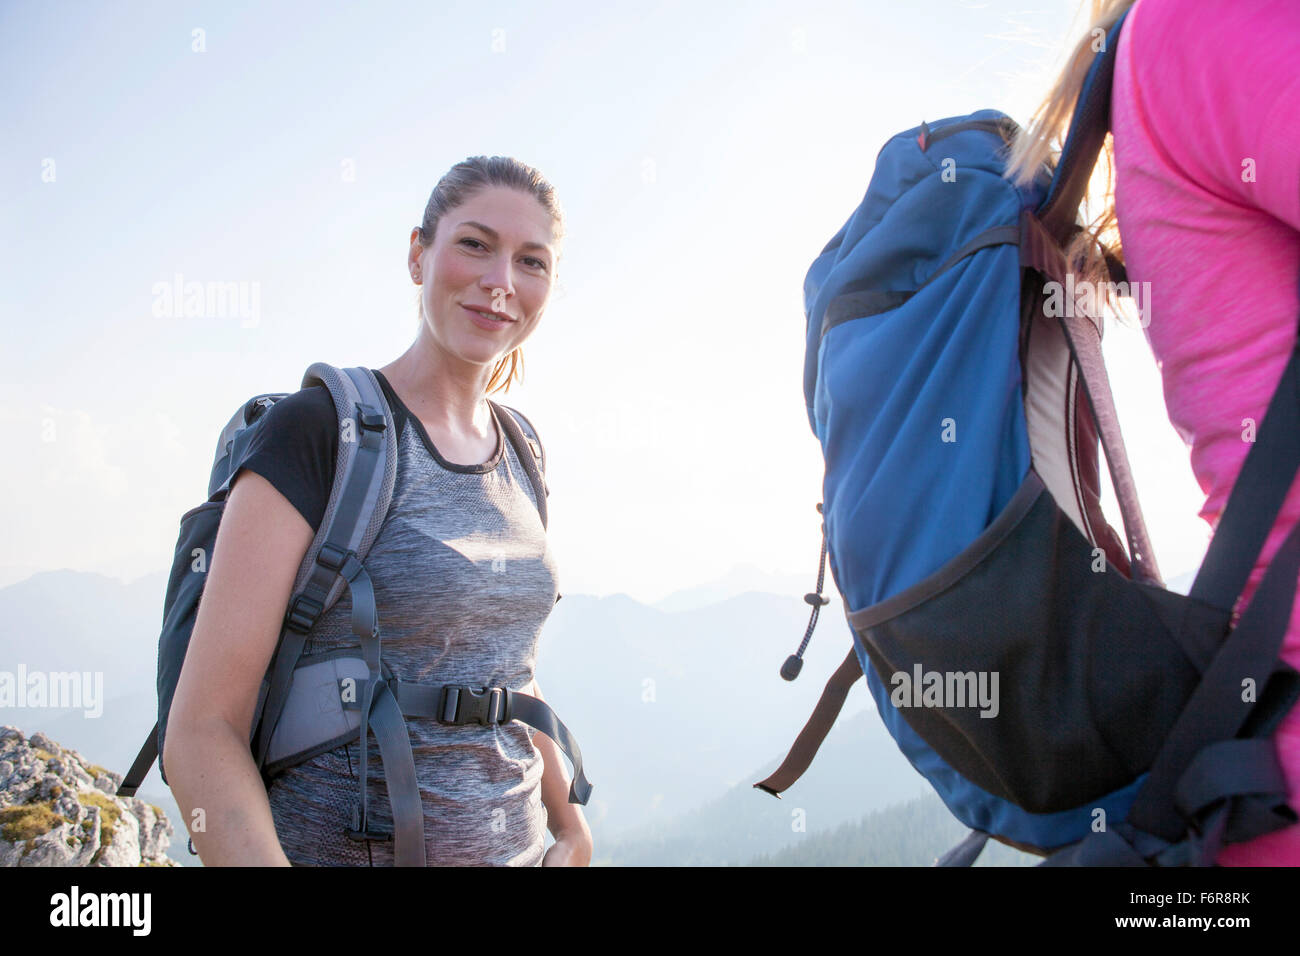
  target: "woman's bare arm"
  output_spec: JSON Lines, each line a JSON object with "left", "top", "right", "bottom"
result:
{"left": 528, "top": 678, "right": 592, "bottom": 865}
{"left": 163, "top": 468, "right": 315, "bottom": 866}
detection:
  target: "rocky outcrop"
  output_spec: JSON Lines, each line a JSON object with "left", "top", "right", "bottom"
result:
{"left": 0, "top": 726, "right": 176, "bottom": 866}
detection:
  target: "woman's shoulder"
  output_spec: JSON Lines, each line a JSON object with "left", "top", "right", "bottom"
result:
{"left": 491, "top": 402, "right": 547, "bottom": 473}
{"left": 267, "top": 382, "right": 337, "bottom": 427}
{"left": 1119, "top": 0, "right": 1300, "bottom": 227}
{"left": 492, "top": 402, "right": 544, "bottom": 447}
{"left": 233, "top": 384, "right": 339, "bottom": 533}
{"left": 255, "top": 384, "right": 339, "bottom": 461}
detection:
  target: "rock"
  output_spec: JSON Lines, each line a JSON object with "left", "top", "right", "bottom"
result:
{"left": 0, "top": 726, "right": 177, "bottom": 867}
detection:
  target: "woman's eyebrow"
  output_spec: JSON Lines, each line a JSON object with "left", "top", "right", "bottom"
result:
{"left": 458, "top": 220, "right": 552, "bottom": 254}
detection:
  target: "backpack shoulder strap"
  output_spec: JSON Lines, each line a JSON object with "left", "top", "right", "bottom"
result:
{"left": 252, "top": 363, "right": 399, "bottom": 770}
{"left": 491, "top": 401, "right": 549, "bottom": 531}
{"left": 1021, "top": 5, "right": 1162, "bottom": 587}
{"left": 1035, "top": 7, "right": 1130, "bottom": 237}
{"left": 117, "top": 366, "right": 400, "bottom": 799}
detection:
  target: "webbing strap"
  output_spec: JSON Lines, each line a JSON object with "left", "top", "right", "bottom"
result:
{"left": 1021, "top": 211, "right": 1161, "bottom": 586}
{"left": 349, "top": 559, "right": 382, "bottom": 842}
{"left": 509, "top": 692, "right": 593, "bottom": 805}
{"left": 1174, "top": 738, "right": 1288, "bottom": 824}
{"left": 382, "top": 681, "right": 592, "bottom": 805}
{"left": 366, "top": 681, "right": 425, "bottom": 866}
{"left": 934, "top": 829, "right": 990, "bottom": 867}
{"left": 1056, "top": 289, "right": 1161, "bottom": 586}
{"left": 1039, "top": 825, "right": 1152, "bottom": 867}
{"left": 754, "top": 647, "right": 864, "bottom": 796}
{"left": 116, "top": 722, "right": 158, "bottom": 797}
{"left": 1039, "top": 735, "right": 1297, "bottom": 867}
{"left": 1129, "top": 515, "right": 1300, "bottom": 840}
{"left": 1190, "top": 338, "right": 1300, "bottom": 612}
{"left": 821, "top": 225, "right": 1021, "bottom": 339}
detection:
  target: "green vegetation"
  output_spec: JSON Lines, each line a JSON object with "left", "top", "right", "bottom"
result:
{"left": 79, "top": 790, "right": 122, "bottom": 864}
{"left": 0, "top": 800, "right": 69, "bottom": 842}
{"left": 33, "top": 747, "right": 56, "bottom": 761}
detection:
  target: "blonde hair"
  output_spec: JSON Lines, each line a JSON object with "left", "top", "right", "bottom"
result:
{"left": 1004, "top": 0, "right": 1136, "bottom": 291}
{"left": 414, "top": 155, "right": 565, "bottom": 395}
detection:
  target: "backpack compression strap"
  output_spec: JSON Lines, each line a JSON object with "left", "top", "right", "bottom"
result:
{"left": 754, "top": 646, "right": 864, "bottom": 797}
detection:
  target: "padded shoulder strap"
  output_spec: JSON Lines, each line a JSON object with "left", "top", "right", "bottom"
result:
{"left": 1020, "top": 5, "right": 1161, "bottom": 587}
{"left": 252, "top": 364, "right": 399, "bottom": 769}
{"left": 492, "top": 401, "right": 549, "bottom": 531}
{"left": 1035, "top": 7, "right": 1130, "bottom": 236}
{"left": 291, "top": 364, "right": 399, "bottom": 607}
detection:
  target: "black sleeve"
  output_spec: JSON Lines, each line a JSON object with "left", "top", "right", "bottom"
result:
{"left": 231, "top": 384, "right": 338, "bottom": 534}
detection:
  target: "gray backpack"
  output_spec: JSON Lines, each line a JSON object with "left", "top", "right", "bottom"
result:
{"left": 117, "top": 363, "right": 591, "bottom": 866}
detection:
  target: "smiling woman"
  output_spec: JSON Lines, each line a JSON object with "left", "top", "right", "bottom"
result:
{"left": 163, "top": 156, "right": 593, "bottom": 867}
{"left": 405, "top": 159, "right": 565, "bottom": 405}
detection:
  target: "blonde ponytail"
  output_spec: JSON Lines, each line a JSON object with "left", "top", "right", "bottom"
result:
{"left": 1004, "top": 0, "right": 1137, "bottom": 290}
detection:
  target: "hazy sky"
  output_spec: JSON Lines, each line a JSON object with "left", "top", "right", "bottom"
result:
{"left": 1, "top": 0, "right": 1211, "bottom": 601}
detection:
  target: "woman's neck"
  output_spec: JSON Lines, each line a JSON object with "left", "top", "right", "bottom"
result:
{"left": 378, "top": 342, "right": 495, "bottom": 439}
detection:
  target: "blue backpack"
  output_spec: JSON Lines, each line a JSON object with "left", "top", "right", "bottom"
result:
{"left": 757, "top": 10, "right": 1300, "bottom": 865}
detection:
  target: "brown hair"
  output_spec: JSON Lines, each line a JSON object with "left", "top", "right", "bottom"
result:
{"left": 414, "top": 156, "right": 565, "bottom": 395}
{"left": 1004, "top": 0, "right": 1136, "bottom": 297}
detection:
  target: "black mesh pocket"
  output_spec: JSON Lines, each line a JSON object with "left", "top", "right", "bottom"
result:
{"left": 849, "top": 469, "right": 1230, "bottom": 813}
{"left": 268, "top": 745, "right": 374, "bottom": 866}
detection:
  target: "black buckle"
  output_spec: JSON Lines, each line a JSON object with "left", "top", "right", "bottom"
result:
{"left": 317, "top": 542, "right": 350, "bottom": 572}
{"left": 344, "top": 802, "right": 392, "bottom": 844}
{"left": 355, "top": 403, "right": 386, "bottom": 432}
{"left": 440, "top": 686, "right": 509, "bottom": 726}
{"left": 285, "top": 594, "right": 324, "bottom": 633}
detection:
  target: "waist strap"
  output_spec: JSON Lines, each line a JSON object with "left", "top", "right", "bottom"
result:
{"left": 343, "top": 679, "right": 593, "bottom": 806}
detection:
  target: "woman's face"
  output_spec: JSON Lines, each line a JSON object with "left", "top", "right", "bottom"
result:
{"left": 410, "top": 185, "right": 558, "bottom": 375}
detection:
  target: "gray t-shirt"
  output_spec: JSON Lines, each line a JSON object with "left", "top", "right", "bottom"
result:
{"left": 246, "top": 371, "right": 559, "bottom": 866}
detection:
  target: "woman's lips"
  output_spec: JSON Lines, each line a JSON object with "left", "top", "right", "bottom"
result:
{"left": 463, "top": 304, "right": 513, "bottom": 331}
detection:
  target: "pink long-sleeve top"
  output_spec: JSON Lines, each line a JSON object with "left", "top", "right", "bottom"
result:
{"left": 1111, "top": 0, "right": 1300, "bottom": 864}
